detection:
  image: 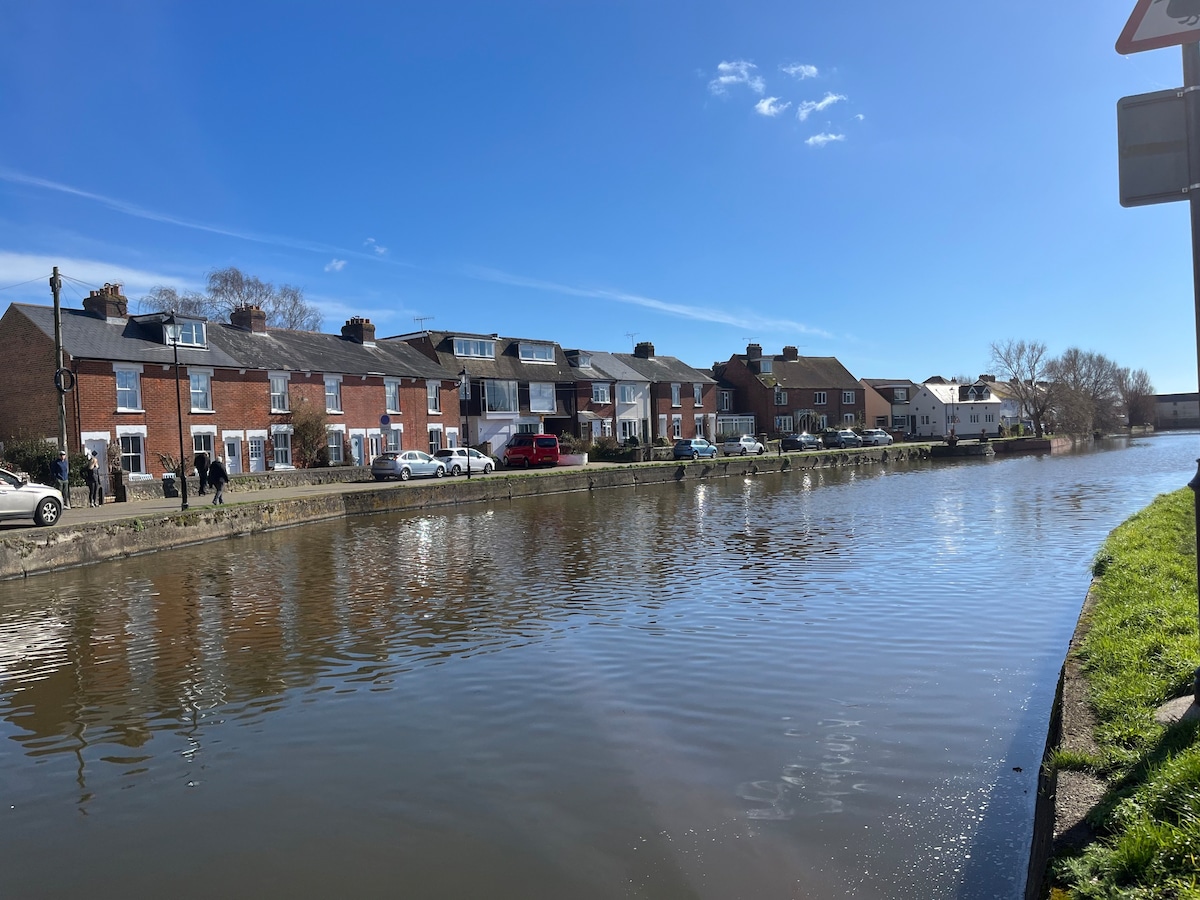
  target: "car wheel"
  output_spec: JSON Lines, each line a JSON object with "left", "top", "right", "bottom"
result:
{"left": 400, "top": 468, "right": 411, "bottom": 481}
{"left": 692, "top": 451, "right": 699, "bottom": 460}
{"left": 758, "top": 447, "right": 765, "bottom": 455}
{"left": 34, "top": 497, "right": 61, "bottom": 527}
{"left": 483, "top": 462, "right": 494, "bottom": 474}
{"left": 522, "top": 457, "right": 531, "bottom": 468}
{"left": 740, "top": 447, "right": 747, "bottom": 455}
{"left": 373, "top": 474, "right": 385, "bottom": 481}
{"left": 450, "top": 464, "right": 462, "bottom": 476}
{"left": 435, "top": 467, "right": 445, "bottom": 478}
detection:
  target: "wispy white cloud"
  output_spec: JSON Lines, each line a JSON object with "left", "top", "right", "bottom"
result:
{"left": 0, "top": 167, "right": 408, "bottom": 266}
{"left": 797, "top": 92, "right": 847, "bottom": 122}
{"left": 0, "top": 251, "right": 198, "bottom": 299}
{"left": 754, "top": 97, "right": 791, "bottom": 117}
{"left": 854, "top": 113, "right": 865, "bottom": 121}
{"left": 708, "top": 60, "right": 765, "bottom": 96}
{"left": 324, "top": 258, "right": 347, "bottom": 272}
{"left": 781, "top": 63, "right": 818, "bottom": 79}
{"left": 466, "top": 266, "right": 831, "bottom": 338}
{"left": 805, "top": 133, "right": 846, "bottom": 147}
{"left": 364, "top": 237, "right": 388, "bottom": 256}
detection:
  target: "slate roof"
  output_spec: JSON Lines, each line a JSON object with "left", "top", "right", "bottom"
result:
{"left": 862, "top": 377, "right": 920, "bottom": 391}
{"left": 612, "top": 352, "right": 716, "bottom": 385}
{"left": 729, "top": 352, "right": 859, "bottom": 390}
{"left": 390, "top": 330, "right": 577, "bottom": 383}
{"left": 563, "top": 349, "right": 648, "bottom": 383}
{"left": 12, "top": 302, "right": 453, "bottom": 379}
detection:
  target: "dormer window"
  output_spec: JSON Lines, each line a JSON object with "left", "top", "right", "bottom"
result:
{"left": 454, "top": 338, "right": 495, "bottom": 358}
{"left": 519, "top": 342, "right": 555, "bottom": 362}
{"left": 572, "top": 353, "right": 592, "bottom": 368}
{"left": 758, "top": 359, "right": 773, "bottom": 374}
{"left": 165, "top": 320, "right": 206, "bottom": 348}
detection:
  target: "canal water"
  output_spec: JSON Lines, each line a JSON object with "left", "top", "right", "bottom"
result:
{"left": 1, "top": 434, "right": 1196, "bottom": 899}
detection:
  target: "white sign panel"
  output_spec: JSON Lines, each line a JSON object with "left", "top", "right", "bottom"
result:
{"left": 1118, "top": 0, "right": 1200, "bottom": 55}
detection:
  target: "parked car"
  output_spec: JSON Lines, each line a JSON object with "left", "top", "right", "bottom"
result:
{"left": 820, "top": 428, "right": 863, "bottom": 449}
{"left": 860, "top": 428, "right": 894, "bottom": 446}
{"left": 371, "top": 450, "right": 447, "bottom": 481}
{"left": 0, "top": 467, "right": 64, "bottom": 526}
{"left": 722, "top": 434, "right": 766, "bottom": 456}
{"left": 502, "top": 434, "right": 561, "bottom": 468}
{"left": 434, "top": 447, "right": 495, "bottom": 475}
{"left": 781, "top": 432, "right": 821, "bottom": 451}
{"left": 673, "top": 438, "right": 719, "bottom": 460}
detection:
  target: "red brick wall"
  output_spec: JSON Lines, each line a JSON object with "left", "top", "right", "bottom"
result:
{"left": 0, "top": 307, "right": 59, "bottom": 445}
{"left": 648, "top": 380, "right": 713, "bottom": 439}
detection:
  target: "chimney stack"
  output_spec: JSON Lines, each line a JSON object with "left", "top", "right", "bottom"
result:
{"left": 341, "top": 316, "right": 376, "bottom": 345}
{"left": 746, "top": 342, "right": 762, "bottom": 359}
{"left": 782, "top": 345, "right": 799, "bottom": 361}
{"left": 230, "top": 305, "right": 268, "bottom": 333}
{"left": 633, "top": 341, "right": 655, "bottom": 359}
{"left": 83, "top": 283, "right": 128, "bottom": 322}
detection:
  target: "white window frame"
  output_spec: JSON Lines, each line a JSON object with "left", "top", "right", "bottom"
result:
{"left": 453, "top": 338, "right": 495, "bottom": 358}
{"left": 618, "top": 383, "right": 636, "bottom": 404}
{"left": 591, "top": 383, "right": 611, "bottom": 404}
{"left": 895, "top": 388, "right": 908, "bottom": 401}
{"left": 385, "top": 378, "right": 401, "bottom": 413}
{"left": 529, "top": 382, "right": 555, "bottom": 413}
{"left": 843, "top": 391, "right": 855, "bottom": 404}
{"left": 189, "top": 368, "right": 213, "bottom": 412}
{"left": 165, "top": 320, "right": 206, "bottom": 347}
{"left": 271, "top": 424, "right": 294, "bottom": 468}
{"left": 693, "top": 384, "right": 702, "bottom": 405}
{"left": 694, "top": 415, "right": 705, "bottom": 437}
{"left": 843, "top": 413, "right": 856, "bottom": 424}
{"left": 115, "top": 425, "right": 148, "bottom": 474}
{"left": 774, "top": 388, "right": 787, "bottom": 406}
{"left": 486, "top": 379, "right": 519, "bottom": 413}
{"left": 427, "top": 381, "right": 441, "bottom": 413}
{"left": 775, "top": 415, "right": 794, "bottom": 432}
{"left": 671, "top": 384, "right": 681, "bottom": 407}
{"left": 759, "top": 359, "right": 773, "bottom": 374}
{"left": 114, "top": 364, "right": 143, "bottom": 412}
{"left": 269, "top": 372, "right": 290, "bottom": 412}
{"left": 718, "top": 390, "right": 733, "bottom": 412}
{"left": 814, "top": 391, "right": 827, "bottom": 406}
{"left": 518, "top": 342, "right": 555, "bottom": 362}
{"left": 671, "top": 415, "right": 682, "bottom": 439}
{"left": 325, "top": 376, "right": 343, "bottom": 413}
{"left": 326, "top": 425, "right": 345, "bottom": 463}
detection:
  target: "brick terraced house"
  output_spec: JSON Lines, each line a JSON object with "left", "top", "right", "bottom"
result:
{"left": 0, "top": 285, "right": 457, "bottom": 481}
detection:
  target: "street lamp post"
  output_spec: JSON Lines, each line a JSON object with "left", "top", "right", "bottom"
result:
{"left": 459, "top": 367, "right": 471, "bottom": 480}
{"left": 165, "top": 315, "right": 189, "bottom": 511}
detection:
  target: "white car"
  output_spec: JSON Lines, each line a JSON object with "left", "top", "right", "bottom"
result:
{"left": 434, "top": 447, "right": 495, "bottom": 476}
{"left": 723, "top": 435, "right": 765, "bottom": 456}
{"left": 860, "top": 428, "right": 894, "bottom": 446}
{"left": 0, "top": 467, "right": 64, "bottom": 526}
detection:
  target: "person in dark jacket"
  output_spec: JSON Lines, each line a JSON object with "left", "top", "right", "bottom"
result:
{"left": 207, "top": 456, "right": 229, "bottom": 505}
{"left": 52, "top": 450, "right": 70, "bottom": 508}
{"left": 194, "top": 451, "right": 210, "bottom": 495}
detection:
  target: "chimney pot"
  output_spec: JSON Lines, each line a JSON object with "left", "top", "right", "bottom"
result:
{"left": 230, "top": 305, "right": 268, "bottom": 333}
{"left": 83, "top": 283, "right": 129, "bottom": 321}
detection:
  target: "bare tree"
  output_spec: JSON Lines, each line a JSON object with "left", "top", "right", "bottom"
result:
{"left": 1117, "top": 366, "right": 1156, "bottom": 427}
{"left": 989, "top": 339, "right": 1055, "bottom": 437}
{"left": 1046, "top": 348, "right": 1122, "bottom": 435}
{"left": 140, "top": 266, "right": 323, "bottom": 331}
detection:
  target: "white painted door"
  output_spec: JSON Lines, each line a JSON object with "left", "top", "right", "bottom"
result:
{"left": 248, "top": 438, "right": 265, "bottom": 472}
{"left": 225, "top": 439, "right": 242, "bottom": 474}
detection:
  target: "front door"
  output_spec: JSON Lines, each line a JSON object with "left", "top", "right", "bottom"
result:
{"left": 351, "top": 434, "right": 365, "bottom": 466}
{"left": 248, "top": 437, "right": 266, "bottom": 473}
{"left": 225, "top": 439, "right": 242, "bottom": 474}
{"left": 83, "top": 438, "right": 110, "bottom": 494}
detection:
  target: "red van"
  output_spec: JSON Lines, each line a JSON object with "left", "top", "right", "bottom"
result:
{"left": 502, "top": 434, "right": 560, "bottom": 468}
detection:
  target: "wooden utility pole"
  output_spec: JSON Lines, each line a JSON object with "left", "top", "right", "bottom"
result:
{"left": 50, "top": 266, "right": 67, "bottom": 454}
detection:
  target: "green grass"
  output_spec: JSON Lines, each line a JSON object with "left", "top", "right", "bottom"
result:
{"left": 1051, "top": 488, "right": 1200, "bottom": 898}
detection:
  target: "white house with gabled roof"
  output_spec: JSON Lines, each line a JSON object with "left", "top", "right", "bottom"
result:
{"left": 911, "top": 378, "right": 1004, "bottom": 439}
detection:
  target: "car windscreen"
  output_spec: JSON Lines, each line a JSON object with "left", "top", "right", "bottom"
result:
{"left": 535, "top": 438, "right": 558, "bottom": 448}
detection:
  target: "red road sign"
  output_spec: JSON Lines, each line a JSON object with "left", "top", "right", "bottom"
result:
{"left": 1118, "top": 0, "right": 1200, "bottom": 54}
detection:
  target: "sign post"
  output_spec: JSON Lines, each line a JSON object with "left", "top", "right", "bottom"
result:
{"left": 1117, "top": 2, "right": 1200, "bottom": 701}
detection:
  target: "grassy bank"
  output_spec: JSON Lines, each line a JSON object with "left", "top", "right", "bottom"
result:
{"left": 1050, "top": 488, "right": 1200, "bottom": 898}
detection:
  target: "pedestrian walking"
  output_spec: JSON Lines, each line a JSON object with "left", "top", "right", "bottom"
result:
{"left": 194, "top": 450, "right": 210, "bottom": 495}
{"left": 84, "top": 452, "right": 102, "bottom": 507}
{"left": 52, "top": 450, "right": 71, "bottom": 508}
{"left": 208, "top": 456, "right": 229, "bottom": 505}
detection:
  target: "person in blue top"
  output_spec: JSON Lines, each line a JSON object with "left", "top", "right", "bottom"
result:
{"left": 51, "top": 450, "right": 70, "bottom": 509}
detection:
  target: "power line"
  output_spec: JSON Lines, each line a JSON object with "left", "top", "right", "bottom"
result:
{"left": 0, "top": 274, "right": 52, "bottom": 293}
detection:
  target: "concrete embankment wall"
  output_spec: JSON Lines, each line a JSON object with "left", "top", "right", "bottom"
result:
{"left": 1, "top": 448, "right": 920, "bottom": 580}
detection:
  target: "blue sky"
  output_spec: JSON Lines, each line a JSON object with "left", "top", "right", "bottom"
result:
{"left": 1, "top": 2, "right": 1195, "bottom": 390}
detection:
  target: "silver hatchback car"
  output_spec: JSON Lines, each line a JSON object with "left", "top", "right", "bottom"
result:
{"left": 371, "top": 450, "right": 447, "bottom": 481}
{"left": 433, "top": 447, "right": 495, "bottom": 476}
{"left": 0, "top": 467, "right": 64, "bottom": 526}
